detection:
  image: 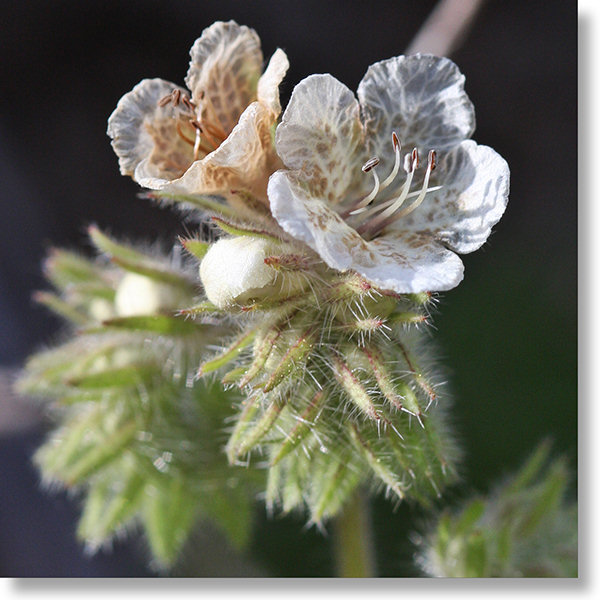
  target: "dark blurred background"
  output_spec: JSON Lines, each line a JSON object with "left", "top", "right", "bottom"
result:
{"left": 0, "top": 0, "right": 576, "bottom": 577}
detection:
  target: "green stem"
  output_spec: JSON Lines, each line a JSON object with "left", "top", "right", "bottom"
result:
{"left": 333, "top": 489, "right": 376, "bottom": 577}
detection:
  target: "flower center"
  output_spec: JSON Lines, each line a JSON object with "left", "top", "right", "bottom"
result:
{"left": 158, "top": 89, "right": 228, "bottom": 161}
{"left": 343, "top": 132, "right": 441, "bottom": 240}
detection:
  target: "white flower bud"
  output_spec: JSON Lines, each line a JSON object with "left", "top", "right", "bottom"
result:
{"left": 200, "top": 237, "right": 284, "bottom": 308}
{"left": 114, "top": 272, "right": 183, "bottom": 316}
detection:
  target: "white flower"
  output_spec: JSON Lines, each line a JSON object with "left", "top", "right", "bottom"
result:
{"left": 267, "top": 54, "right": 509, "bottom": 293}
{"left": 107, "top": 21, "right": 289, "bottom": 204}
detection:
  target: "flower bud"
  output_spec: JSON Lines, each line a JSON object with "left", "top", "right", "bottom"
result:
{"left": 114, "top": 272, "right": 184, "bottom": 316}
{"left": 200, "top": 236, "right": 300, "bottom": 309}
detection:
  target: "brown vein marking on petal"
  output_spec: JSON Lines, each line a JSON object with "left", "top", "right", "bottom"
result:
{"left": 144, "top": 120, "right": 194, "bottom": 179}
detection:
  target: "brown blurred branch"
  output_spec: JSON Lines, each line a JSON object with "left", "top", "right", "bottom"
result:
{"left": 405, "top": 0, "right": 486, "bottom": 56}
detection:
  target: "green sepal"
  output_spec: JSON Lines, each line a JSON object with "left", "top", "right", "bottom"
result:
{"left": 146, "top": 191, "right": 239, "bottom": 219}
{"left": 270, "top": 390, "right": 327, "bottom": 466}
{"left": 34, "top": 291, "right": 90, "bottom": 326}
{"left": 309, "top": 452, "right": 362, "bottom": 524}
{"left": 197, "top": 328, "right": 256, "bottom": 376}
{"left": 260, "top": 328, "right": 315, "bottom": 393}
{"left": 348, "top": 424, "right": 407, "bottom": 501}
{"left": 226, "top": 397, "right": 286, "bottom": 461}
{"left": 211, "top": 216, "right": 282, "bottom": 243}
{"left": 77, "top": 466, "right": 146, "bottom": 548}
{"left": 197, "top": 480, "right": 255, "bottom": 550}
{"left": 88, "top": 226, "right": 195, "bottom": 293}
{"left": 67, "top": 364, "right": 158, "bottom": 390}
{"left": 141, "top": 477, "right": 200, "bottom": 568}
{"left": 35, "top": 411, "right": 138, "bottom": 486}
{"left": 330, "top": 354, "right": 385, "bottom": 421}
{"left": 43, "top": 248, "right": 109, "bottom": 291}
{"left": 179, "top": 237, "right": 210, "bottom": 261}
{"left": 96, "top": 315, "right": 204, "bottom": 337}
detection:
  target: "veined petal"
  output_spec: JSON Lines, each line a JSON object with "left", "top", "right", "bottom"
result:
{"left": 185, "top": 20, "right": 263, "bottom": 135}
{"left": 269, "top": 171, "right": 360, "bottom": 270}
{"left": 257, "top": 49, "right": 289, "bottom": 115}
{"left": 275, "top": 74, "right": 366, "bottom": 206}
{"left": 365, "top": 232, "right": 465, "bottom": 293}
{"left": 396, "top": 141, "right": 510, "bottom": 254}
{"left": 158, "top": 102, "right": 274, "bottom": 198}
{"left": 269, "top": 171, "right": 465, "bottom": 293}
{"left": 107, "top": 78, "right": 192, "bottom": 183}
{"left": 357, "top": 55, "right": 475, "bottom": 175}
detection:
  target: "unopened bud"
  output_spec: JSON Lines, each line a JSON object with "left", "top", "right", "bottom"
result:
{"left": 199, "top": 237, "right": 305, "bottom": 309}
{"left": 114, "top": 272, "right": 185, "bottom": 316}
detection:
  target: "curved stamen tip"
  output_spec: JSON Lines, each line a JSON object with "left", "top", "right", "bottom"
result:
{"left": 362, "top": 157, "right": 380, "bottom": 172}
{"left": 412, "top": 148, "right": 419, "bottom": 170}
{"left": 428, "top": 149, "right": 437, "bottom": 171}
{"left": 392, "top": 131, "right": 400, "bottom": 151}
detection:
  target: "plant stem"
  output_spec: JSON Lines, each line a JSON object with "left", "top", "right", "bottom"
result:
{"left": 405, "top": 0, "right": 486, "bottom": 57}
{"left": 333, "top": 489, "right": 376, "bottom": 577}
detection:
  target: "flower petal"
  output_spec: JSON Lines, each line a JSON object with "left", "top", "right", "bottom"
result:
{"left": 269, "top": 171, "right": 465, "bottom": 293}
{"left": 364, "top": 232, "right": 465, "bottom": 293}
{"left": 185, "top": 21, "right": 263, "bottom": 135}
{"left": 396, "top": 140, "right": 510, "bottom": 254}
{"left": 269, "top": 171, "right": 360, "bottom": 270}
{"left": 107, "top": 78, "right": 193, "bottom": 183}
{"left": 275, "top": 74, "right": 367, "bottom": 207}
{"left": 357, "top": 55, "right": 475, "bottom": 175}
{"left": 257, "top": 48, "right": 289, "bottom": 115}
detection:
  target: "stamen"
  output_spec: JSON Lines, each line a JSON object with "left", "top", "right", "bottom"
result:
{"left": 171, "top": 89, "right": 181, "bottom": 107}
{"left": 365, "top": 150, "right": 437, "bottom": 236}
{"left": 158, "top": 91, "right": 175, "bottom": 108}
{"left": 188, "top": 119, "right": 214, "bottom": 156}
{"left": 390, "top": 150, "right": 436, "bottom": 220}
{"left": 181, "top": 95, "right": 196, "bottom": 111}
{"left": 197, "top": 91, "right": 228, "bottom": 140}
{"left": 349, "top": 158, "right": 380, "bottom": 215}
{"left": 176, "top": 121, "right": 195, "bottom": 146}
{"left": 379, "top": 132, "right": 402, "bottom": 191}
{"left": 359, "top": 148, "right": 419, "bottom": 232}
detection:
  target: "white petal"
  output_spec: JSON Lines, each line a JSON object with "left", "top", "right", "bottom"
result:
{"left": 257, "top": 48, "right": 289, "bottom": 115}
{"left": 361, "top": 232, "right": 464, "bottom": 293}
{"left": 185, "top": 21, "right": 263, "bottom": 134}
{"left": 269, "top": 171, "right": 465, "bottom": 293}
{"left": 275, "top": 74, "right": 367, "bottom": 207}
{"left": 357, "top": 55, "right": 475, "bottom": 176}
{"left": 396, "top": 141, "right": 510, "bottom": 254}
{"left": 107, "top": 78, "right": 192, "bottom": 183}
{"left": 269, "top": 170, "right": 361, "bottom": 270}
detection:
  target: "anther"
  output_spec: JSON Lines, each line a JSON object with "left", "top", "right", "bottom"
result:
{"left": 158, "top": 92, "right": 174, "bottom": 107}
{"left": 362, "top": 157, "right": 380, "bottom": 172}
{"left": 379, "top": 132, "right": 401, "bottom": 191}
{"left": 171, "top": 89, "right": 181, "bottom": 106}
